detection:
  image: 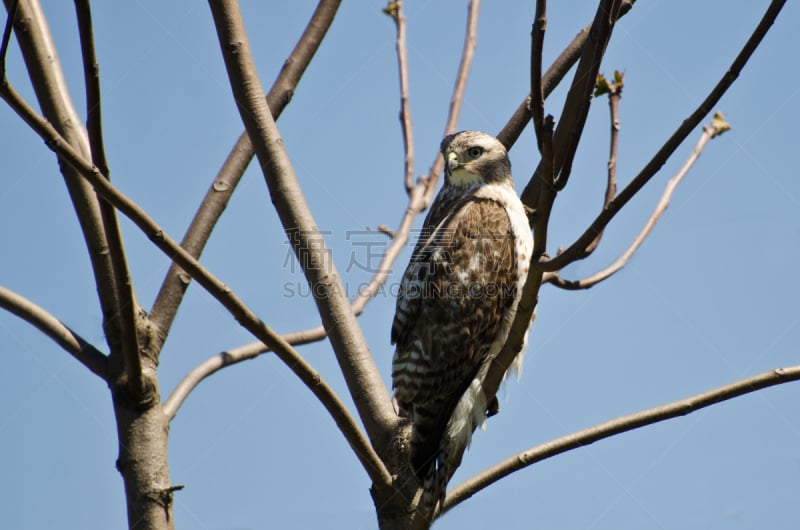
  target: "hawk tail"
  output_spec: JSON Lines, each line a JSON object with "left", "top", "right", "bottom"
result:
{"left": 411, "top": 379, "right": 489, "bottom": 513}
{"left": 408, "top": 403, "right": 449, "bottom": 514}
{"left": 419, "top": 437, "right": 450, "bottom": 514}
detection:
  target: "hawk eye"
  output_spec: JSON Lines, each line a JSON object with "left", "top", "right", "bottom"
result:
{"left": 467, "top": 146, "right": 483, "bottom": 159}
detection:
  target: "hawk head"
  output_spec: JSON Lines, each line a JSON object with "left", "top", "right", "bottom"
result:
{"left": 440, "top": 130, "right": 511, "bottom": 186}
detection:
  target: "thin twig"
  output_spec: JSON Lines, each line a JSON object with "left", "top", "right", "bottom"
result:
{"left": 534, "top": 0, "right": 786, "bottom": 273}
{"left": 529, "top": 0, "right": 546, "bottom": 149}
{"left": 385, "top": 0, "right": 415, "bottom": 194}
{"left": 377, "top": 224, "right": 394, "bottom": 238}
{"left": 442, "top": 365, "right": 800, "bottom": 514}
{"left": 423, "top": 0, "right": 481, "bottom": 206}
{"left": 73, "top": 0, "right": 106, "bottom": 175}
{"left": 74, "top": 0, "right": 144, "bottom": 398}
{"left": 0, "top": 285, "right": 108, "bottom": 379}
{"left": 580, "top": 70, "right": 623, "bottom": 258}
{"left": 602, "top": 72, "right": 621, "bottom": 206}
{"left": 148, "top": 0, "right": 342, "bottom": 351}
{"left": 0, "top": 75, "right": 392, "bottom": 490}
{"left": 546, "top": 113, "right": 730, "bottom": 290}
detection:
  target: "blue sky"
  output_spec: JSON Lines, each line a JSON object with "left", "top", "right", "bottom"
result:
{"left": 1, "top": 1, "right": 799, "bottom": 529}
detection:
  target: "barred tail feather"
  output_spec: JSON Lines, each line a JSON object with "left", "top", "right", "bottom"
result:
{"left": 418, "top": 437, "right": 449, "bottom": 514}
{"left": 412, "top": 379, "right": 489, "bottom": 513}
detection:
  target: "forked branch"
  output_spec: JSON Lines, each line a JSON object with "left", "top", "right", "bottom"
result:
{"left": 0, "top": 76, "right": 391, "bottom": 489}
{"left": 74, "top": 0, "right": 144, "bottom": 399}
{"left": 534, "top": 0, "right": 622, "bottom": 198}
{"left": 442, "top": 365, "right": 800, "bottom": 514}
{"left": 546, "top": 113, "right": 730, "bottom": 290}
{"left": 534, "top": 0, "right": 786, "bottom": 273}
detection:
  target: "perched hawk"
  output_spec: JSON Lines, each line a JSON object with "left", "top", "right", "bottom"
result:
{"left": 391, "top": 130, "right": 533, "bottom": 510}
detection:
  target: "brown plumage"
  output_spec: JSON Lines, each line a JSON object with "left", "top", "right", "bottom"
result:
{"left": 391, "top": 131, "right": 533, "bottom": 512}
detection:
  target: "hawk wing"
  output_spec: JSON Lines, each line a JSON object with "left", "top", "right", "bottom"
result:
{"left": 390, "top": 186, "right": 470, "bottom": 348}
{"left": 391, "top": 195, "right": 518, "bottom": 411}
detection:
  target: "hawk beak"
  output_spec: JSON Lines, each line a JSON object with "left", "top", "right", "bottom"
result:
{"left": 446, "top": 151, "right": 459, "bottom": 174}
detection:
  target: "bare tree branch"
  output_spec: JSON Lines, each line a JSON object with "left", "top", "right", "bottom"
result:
{"left": 442, "top": 365, "right": 800, "bottom": 514}
{"left": 149, "top": 0, "right": 342, "bottom": 352}
{"left": 0, "top": 75, "right": 392, "bottom": 489}
{"left": 529, "top": 0, "right": 555, "bottom": 203}
{"left": 2, "top": 0, "right": 120, "bottom": 348}
{"left": 74, "top": 0, "right": 144, "bottom": 398}
{"left": 0, "top": 285, "right": 108, "bottom": 379}
{"left": 546, "top": 113, "right": 730, "bottom": 290}
{"left": 539, "top": 115, "right": 555, "bottom": 189}
{"left": 498, "top": 0, "right": 635, "bottom": 151}
{"left": 209, "top": 0, "right": 399, "bottom": 452}
{"left": 549, "top": 0, "right": 622, "bottom": 192}
{"left": 529, "top": 0, "right": 546, "bottom": 149}
{"left": 574, "top": 70, "right": 623, "bottom": 261}
{"left": 384, "top": 0, "right": 415, "bottom": 194}
{"left": 73, "top": 0, "right": 108, "bottom": 178}
{"left": 534, "top": 0, "right": 787, "bottom": 273}
{"left": 600, "top": 72, "right": 621, "bottom": 207}
{"left": 498, "top": 25, "right": 583, "bottom": 151}
{"left": 423, "top": 0, "right": 481, "bottom": 206}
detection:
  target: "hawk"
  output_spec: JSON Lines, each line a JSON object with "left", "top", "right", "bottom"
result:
{"left": 391, "top": 130, "right": 533, "bottom": 511}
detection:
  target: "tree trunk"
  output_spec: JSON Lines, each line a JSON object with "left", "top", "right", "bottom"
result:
{"left": 111, "top": 366, "right": 176, "bottom": 530}
{"left": 372, "top": 423, "right": 432, "bottom": 530}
